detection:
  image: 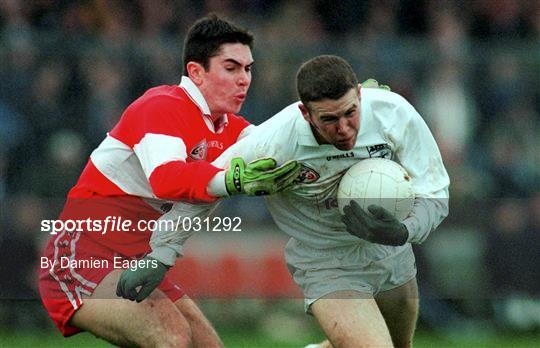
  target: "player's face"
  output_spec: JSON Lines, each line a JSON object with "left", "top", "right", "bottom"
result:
{"left": 197, "top": 43, "right": 253, "bottom": 118}
{"left": 300, "top": 86, "right": 361, "bottom": 151}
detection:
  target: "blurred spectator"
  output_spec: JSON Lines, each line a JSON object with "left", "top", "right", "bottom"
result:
{"left": 526, "top": 192, "right": 540, "bottom": 294}
{"left": 0, "top": 99, "right": 29, "bottom": 197}
{"left": 469, "top": 0, "right": 535, "bottom": 39}
{"left": 0, "top": 194, "right": 45, "bottom": 298}
{"left": 314, "top": 0, "right": 368, "bottom": 36}
{"left": 0, "top": 150, "right": 7, "bottom": 200}
{"left": 485, "top": 198, "right": 538, "bottom": 296}
{"left": 137, "top": 37, "right": 183, "bottom": 86}
{"left": 0, "top": 30, "right": 37, "bottom": 113}
{"left": 427, "top": 1, "right": 469, "bottom": 60}
{"left": 17, "top": 129, "right": 87, "bottom": 200}
{"left": 420, "top": 59, "right": 476, "bottom": 164}
{"left": 24, "top": 61, "right": 69, "bottom": 149}
{"left": 396, "top": 0, "right": 429, "bottom": 36}
{"left": 79, "top": 51, "right": 130, "bottom": 146}
{"left": 0, "top": 193, "right": 48, "bottom": 328}
{"left": 0, "top": 99, "right": 28, "bottom": 150}
{"left": 486, "top": 196, "right": 540, "bottom": 330}
{"left": 482, "top": 99, "right": 540, "bottom": 197}
{"left": 477, "top": 53, "right": 528, "bottom": 133}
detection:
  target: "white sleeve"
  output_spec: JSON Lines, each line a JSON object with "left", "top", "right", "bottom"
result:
{"left": 237, "top": 124, "right": 257, "bottom": 140}
{"left": 388, "top": 99, "right": 450, "bottom": 244}
{"left": 207, "top": 121, "right": 283, "bottom": 196}
{"left": 402, "top": 197, "right": 449, "bottom": 244}
{"left": 148, "top": 201, "right": 219, "bottom": 266}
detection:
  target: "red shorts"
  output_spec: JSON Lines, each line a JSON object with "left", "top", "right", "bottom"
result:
{"left": 38, "top": 230, "right": 185, "bottom": 337}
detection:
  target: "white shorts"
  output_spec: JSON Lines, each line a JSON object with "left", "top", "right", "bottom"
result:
{"left": 284, "top": 238, "right": 417, "bottom": 313}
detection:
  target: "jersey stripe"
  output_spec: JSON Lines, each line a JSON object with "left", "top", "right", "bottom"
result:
{"left": 133, "top": 133, "right": 187, "bottom": 178}
{"left": 90, "top": 135, "right": 155, "bottom": 198}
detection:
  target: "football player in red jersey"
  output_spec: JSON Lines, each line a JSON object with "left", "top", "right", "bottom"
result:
{"left": 38, "top": 14, "right": 299, "bottom": 347}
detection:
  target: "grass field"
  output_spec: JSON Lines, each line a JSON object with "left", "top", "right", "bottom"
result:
{"left": 2, "top": 300, "right": 538, "bottom": 347}
{"left": 1, "top": 328, "right": 538, "bottom": 347}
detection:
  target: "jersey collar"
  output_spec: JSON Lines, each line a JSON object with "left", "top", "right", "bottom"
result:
{"left": 179, "top": 76, "right": 229, "bottom": 133}
{"left": 296, "top": 117, "right": 320, "bottom": 147}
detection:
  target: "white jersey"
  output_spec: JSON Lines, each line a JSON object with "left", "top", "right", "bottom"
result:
{"left": 150, "top": 88, "right": 449, "bottom": 264}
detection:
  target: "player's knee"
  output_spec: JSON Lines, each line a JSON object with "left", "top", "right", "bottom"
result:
{"left": 147, "top": 325, "right": 192, "bottom": 348}
{"left": 159, "top": 333, "right": 192, "bottom": 348}
{"left": 175, "top": 299, "right": 223, "bottom": 348}
{"left": 143, "top": 301, "right": 194, "bottom": 347}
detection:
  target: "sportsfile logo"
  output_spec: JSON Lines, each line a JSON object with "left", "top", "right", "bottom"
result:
{"left": 41, "top": 216, "right": 144, "bottom": 235}
{"left": 41, "top": 216, "right": 243, "bottom": 235}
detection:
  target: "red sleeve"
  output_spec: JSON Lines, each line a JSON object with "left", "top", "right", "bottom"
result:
{"left": 110, "top": 89, "right": 222, "bottom": 202}
{"left": 149, "top": 161, "right": 222, "bottom": 203}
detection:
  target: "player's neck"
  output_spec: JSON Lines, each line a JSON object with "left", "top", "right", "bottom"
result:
{"left": 209, "top": 112, "right": 222, "bottom": 122}
{"left": 208, "top": 112, "right": 225, "bottom": 130}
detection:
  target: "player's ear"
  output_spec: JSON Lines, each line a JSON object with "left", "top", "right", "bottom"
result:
{"left": 299, "top": 103, "right": 311, "bottom": 122}
{"left": 187, "top": 61, "right": 205, "bottom": 85}
{"left": 356, "top": 84, "right": 361, "bottom": 97}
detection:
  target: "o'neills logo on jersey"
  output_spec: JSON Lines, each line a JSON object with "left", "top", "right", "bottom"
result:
{"left": 367, "top": 143, "right": 392, "bottom": 159}
{"left": 326, "top": 151, "right": 355, "bottom": 161}
{"left": 190, "top": 140, "right": 207, "bottom": 160}
{"left": 297, "top": 164, "right": 320, "bottom": 183}
{"left": 207, "top": 140, "right": 224, "bottom": 150}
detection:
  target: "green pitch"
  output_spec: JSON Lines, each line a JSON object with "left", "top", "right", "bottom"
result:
{"left": 2, "top": 300, "right": 537, "bottom": 347}
{"left": 1, "top": 329, "right": 538, "bottom": 347}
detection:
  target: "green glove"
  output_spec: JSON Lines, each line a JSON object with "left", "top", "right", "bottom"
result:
{"left": 116, "top": 256, "right": 169, "bottom": 302}
{"left": 361, "top": 78, "right": 391, "bottom": 91}
{"left": 341, "top": 201, "right": 408, "bottom": 246}
{"left": 225, "top": 157, "right": 301, "bottom": 196}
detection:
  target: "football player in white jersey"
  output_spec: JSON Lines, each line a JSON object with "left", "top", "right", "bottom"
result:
{"left": 138, "top": 55, "right": 449, "bottom": 347}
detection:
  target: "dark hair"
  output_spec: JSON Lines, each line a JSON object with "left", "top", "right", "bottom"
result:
{"left": 182, "top": 14, "right": 254, "bottom": 76}
{"left": 296, "top": 55, "right": 358, "bottom": 107}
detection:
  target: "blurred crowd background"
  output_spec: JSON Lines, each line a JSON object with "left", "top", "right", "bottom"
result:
{"left": 1, "top": 0, "right": 539, "bottom": 340}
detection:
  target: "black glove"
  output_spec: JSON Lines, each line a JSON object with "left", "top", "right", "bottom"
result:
{"left": 116, "top": 256, "right": 170, "bottom": 302}
{"left": 341, "top": 201, "right": 409, "bottom": 246}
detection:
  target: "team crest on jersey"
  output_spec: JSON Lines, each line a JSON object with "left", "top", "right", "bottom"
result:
{"left": 367, "top": 143, "right": 393, "bottom": 159}
{"left": 296, "top": 164, "right": 320, "bottom": 184}
{"left": 190, "top": 140, "right": 207, "bottom": 160}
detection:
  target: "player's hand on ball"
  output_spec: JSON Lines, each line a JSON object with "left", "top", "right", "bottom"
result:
{"left": 116, "top": 256, "right": 169, "bottom": 302}
{"left": 225, "top": 157, "right": 301, "bottom": 196}
{"left": 361, "top": 78, "right": 391, "bottom": 91}
{"left": 341, "top": 201, "right": 409, "bottom": 246}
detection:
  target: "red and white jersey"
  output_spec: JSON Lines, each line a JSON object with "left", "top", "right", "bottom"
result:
{"left": 60, "top": 77, "right": 251, "bottom": 255}
{"left": 70, "top": 77, "right": 251, "bottom": 203}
